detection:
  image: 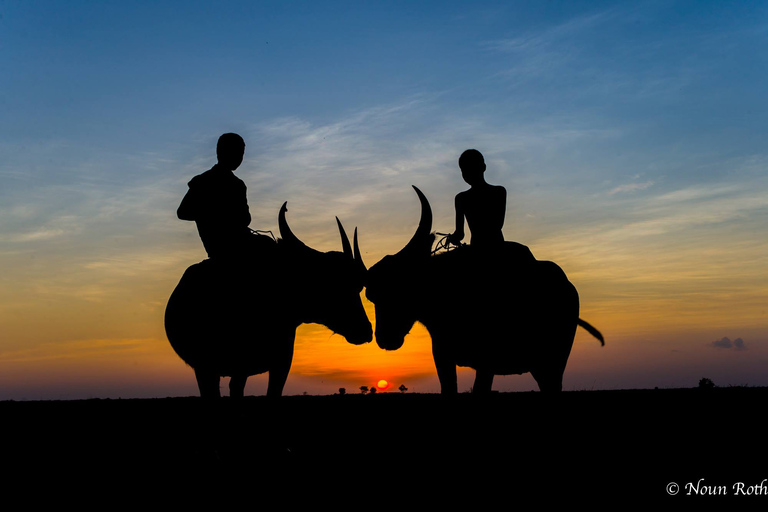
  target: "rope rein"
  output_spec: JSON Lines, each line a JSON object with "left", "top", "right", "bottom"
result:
{"left": 249, "top": 228, "right": 277, "bottom": 242}
{"left": 432, "top": 232, "right": 465, "bottom": 255}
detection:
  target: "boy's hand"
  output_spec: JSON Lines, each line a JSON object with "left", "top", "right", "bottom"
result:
{"left": 446, "top": 233, "right": 463, "bottom": 246}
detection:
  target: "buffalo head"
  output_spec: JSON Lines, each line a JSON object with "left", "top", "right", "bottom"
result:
{"left": 279, "top": 202, "right": 372, "bottom": 345}
{"left": 366, "top": 186, "right": 434, "bottom": 350}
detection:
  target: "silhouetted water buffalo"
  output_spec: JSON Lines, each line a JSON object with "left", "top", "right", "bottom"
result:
{"left": 366, "top": 187, "right": 603, "bottom": 394}
{"left": 165, "top": 203, "right": 372, "bottom": 398}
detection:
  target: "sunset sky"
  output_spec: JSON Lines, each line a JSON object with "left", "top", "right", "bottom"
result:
{"left": 2, "top": 0, "right": 767, "bottom": 399}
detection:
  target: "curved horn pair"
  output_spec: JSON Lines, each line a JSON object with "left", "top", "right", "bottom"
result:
{"left": 279, "top": 202, "right": 365, "bottom": 266}
{"left": 336, "top": 218, "right": 365, "bottom": 268}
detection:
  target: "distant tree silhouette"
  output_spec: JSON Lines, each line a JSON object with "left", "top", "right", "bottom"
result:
{"left": 360, "top": 386, "right": 369, "bottom": 395}
{"left": 399, "top": 384, "right": 408, "bottom": 393}
{"left": 370, "top": 387, "right": 377, "bottom": 395}
{"left": 338, "top": 387, "right": 346, "bottom": 395}
{"left": 699, "top": 378, "right": 716, "bottom": 390}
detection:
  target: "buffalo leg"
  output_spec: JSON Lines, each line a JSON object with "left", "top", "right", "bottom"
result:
{"left": 531, "top": 369, "right": 563, "bottom": 392}
{"left": 433, "top": 344, "right": 458, "bottom": 396}
{"left": 229, "top": 375, "right": 248, "bottom": 398}
{"left": 267, "top": 368, "right": 289, "bottom": 398}
{"left": 195, "top": 368, "right": 221, "bottom": 398}
{"left": 472, "top": 370, "right": 494, "bottom": 395}
{"left": 267, "top": 336, "right": 295, "bottom": 398}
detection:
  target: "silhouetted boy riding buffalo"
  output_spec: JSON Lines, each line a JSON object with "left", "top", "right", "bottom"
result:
{"left": 165, "top": 204, "right": 371, "bottom": 398}
{"left": 166, "top": 133, "right": 371, "bottom": 398}
{"left": 365, "top": 150, "right": 603, "bottom": 394}
{"left": 366, "top": 186, "right": 604, "bottom": 394}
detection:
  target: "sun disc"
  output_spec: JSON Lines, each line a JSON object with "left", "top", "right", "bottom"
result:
{"left": 377, "top": 379, "right": 388, "bottom": 390}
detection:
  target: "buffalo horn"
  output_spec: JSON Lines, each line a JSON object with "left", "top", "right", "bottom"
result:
{"left": 354, "top": 227, "right": 365, "bottom": 269}
{"left": 279, "top": 202, "right": 308, "bottom": 249}
{"left": 398, "top": 186, "right": 433, "bottom": 255}
{"left": 336, "top": 217, "right": 353, "bottom": 259}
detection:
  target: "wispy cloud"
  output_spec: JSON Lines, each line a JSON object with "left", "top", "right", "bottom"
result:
{"left": 608, "top": 181, "right": 654, "bottom": 195}
{"left": 526, "top": 163, "right": 768, "bottom": 268}
{"left": 482, "top": 8, "right": 624, "bottom": 89}
{"left": 481, "top": 3, "right": 733, "bottom": 107}
{"left": 485, "top": 8, "right": 618, "bottom": 54}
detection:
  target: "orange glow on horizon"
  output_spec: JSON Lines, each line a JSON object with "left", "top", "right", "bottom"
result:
{"left": 289, "top": 295, "right": 438, "bottom": 390}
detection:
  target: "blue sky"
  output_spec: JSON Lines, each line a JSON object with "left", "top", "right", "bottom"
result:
{"left": 1, "top": 1, "right": 767, "bottom": 398}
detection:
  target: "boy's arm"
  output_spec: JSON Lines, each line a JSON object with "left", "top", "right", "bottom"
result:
{"left": 495, "top": 186, "right": 507, "bottom": 230}
{"left": 239, "top": 182, "right": 252, "bottom": 227}
{"left": 177, "top": 188, "right": 197, "bottom": 221}
{"left": 448, "top": 193, "right": 465, "bottom": 244}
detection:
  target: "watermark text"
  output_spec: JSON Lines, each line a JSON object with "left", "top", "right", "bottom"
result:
{"left": 667, "top": 478, "right": 768, "bottom": 496}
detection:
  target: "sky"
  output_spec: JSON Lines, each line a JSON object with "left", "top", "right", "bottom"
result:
{"left": 1, "top": 0, "right": 767, "bottom": 399}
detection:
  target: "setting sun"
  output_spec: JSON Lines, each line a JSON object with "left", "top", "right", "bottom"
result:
{"left": 377, "top": 380, "right": 388, "bottom": 390}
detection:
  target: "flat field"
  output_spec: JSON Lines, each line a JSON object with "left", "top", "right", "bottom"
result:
{"left": 4, "top": 388, "right": 766, "bottom": 505}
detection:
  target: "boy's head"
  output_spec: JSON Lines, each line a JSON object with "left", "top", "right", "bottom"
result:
{"left": 458, "top": 149, "right": 486, "bottom": 185}
{"left": 217, "top": 133, "right": 246, "bottom": 171}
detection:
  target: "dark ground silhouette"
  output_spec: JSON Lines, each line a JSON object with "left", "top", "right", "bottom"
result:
{"left": 4, "top": 387, "right": 766, "bottom": 505}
